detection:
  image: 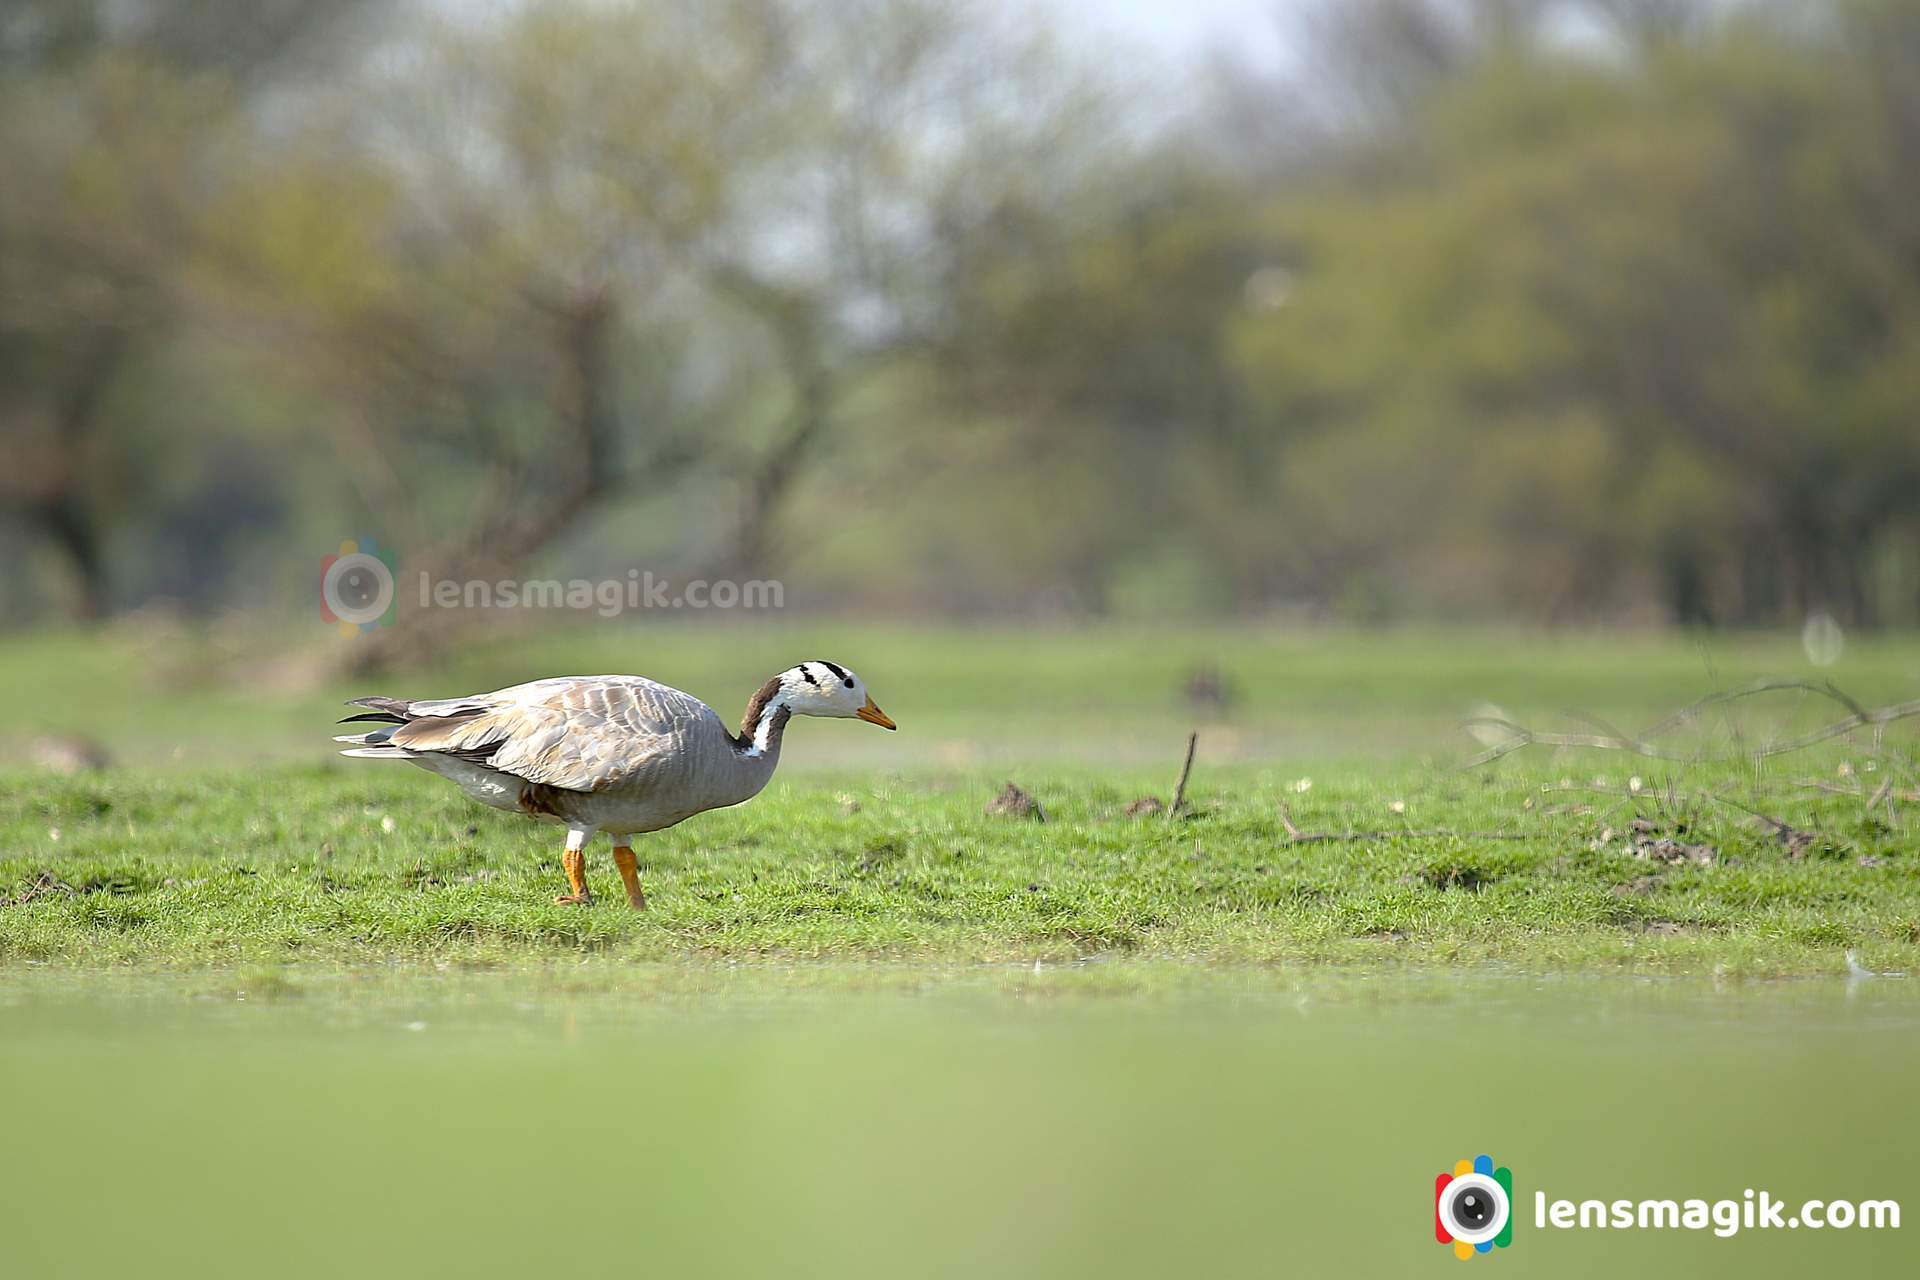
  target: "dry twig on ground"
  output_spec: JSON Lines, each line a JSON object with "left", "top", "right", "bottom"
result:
{"left": 1169, "top": 732, "right": 1198, "bottom": 818}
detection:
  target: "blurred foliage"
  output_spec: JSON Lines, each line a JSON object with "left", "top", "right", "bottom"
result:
{"left": 2, "top": 0, "right": 1918, "bottom": 640}
{"left": 1224, "top": 2, "right": 1920, "bottom": 625}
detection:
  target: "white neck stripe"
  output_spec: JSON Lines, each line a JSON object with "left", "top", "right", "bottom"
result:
{"left": 741, "top": 699, "right": 788, "bottom": 758}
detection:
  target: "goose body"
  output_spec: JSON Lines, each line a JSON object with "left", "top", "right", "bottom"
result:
{"left": 335, "top": 662, "right": 894, "bottom": 907}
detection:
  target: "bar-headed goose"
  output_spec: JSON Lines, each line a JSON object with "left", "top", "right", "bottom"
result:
{"left": 335, "top": 662, "right": 895, "bottom": 908}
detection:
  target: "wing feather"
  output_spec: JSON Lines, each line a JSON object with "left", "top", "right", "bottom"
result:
{"left": 385, "top": 676, "right": 716, "bottom": 793}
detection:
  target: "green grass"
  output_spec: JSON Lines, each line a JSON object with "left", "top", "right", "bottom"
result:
{"left": 4, "top": 756, "right": 1916, "bottom": 974}
{"left": 2, "top": 622, "right": 1915, "bottom": 974}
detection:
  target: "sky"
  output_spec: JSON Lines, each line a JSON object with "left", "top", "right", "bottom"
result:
{"left": 1039, "top": 0, "right": 1299, "bottom": 70}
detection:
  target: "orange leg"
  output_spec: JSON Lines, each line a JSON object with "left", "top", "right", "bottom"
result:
{"left": 612, "top": 844, "right": 647, "bottom": 911}
{"left": 554, "top": 849, "right": 593, "bottom": 905}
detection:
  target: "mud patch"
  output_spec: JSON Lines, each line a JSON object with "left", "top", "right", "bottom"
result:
{"left": 2, "top": 870, "right": 76, "bottom": 907}
{"left": 985, "top": 782, "right": 1045, "bottom": 822}
{"left": 1410, "top": 864, "right": 1499, "bottom": 892}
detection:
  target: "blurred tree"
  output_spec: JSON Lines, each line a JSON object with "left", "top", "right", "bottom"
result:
{"left": 696, "top": 0, "right": 1115, "bottom": 579}
{"left": 5, "top": 0, "right": 1919, "bottom": 636}
{"left": 229, "top": 0, "right": 1113, "bottom": 667}
{"left": 929, "top": 175, "right": 1267, "bottom": 612}
{"left": 1220, "top": 0, "right": 1920, "bottom": 625}
{"left": 1587, "top": 0, "right": 1712, "bottom": 47}
{"left": 0, "top": 0, "right": 373, "bottom": 619}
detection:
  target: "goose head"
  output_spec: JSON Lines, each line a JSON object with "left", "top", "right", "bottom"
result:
{"left": 738, "top": 661, "right": 896, "bottom": 754}
{"left": 782, "top": 660, "right": 896, "bottom": 729}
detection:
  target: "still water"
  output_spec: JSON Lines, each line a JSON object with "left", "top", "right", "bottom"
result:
{"left": 3, "top": 966, "right": 1915, "bottom": 1277}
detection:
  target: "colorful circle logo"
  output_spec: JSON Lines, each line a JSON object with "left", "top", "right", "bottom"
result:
{"left": 320, "top": 538, "right": 397, "bottom": 637}
{"left": 1435, "top": 1155, "right": 1513, "bottom": 1260}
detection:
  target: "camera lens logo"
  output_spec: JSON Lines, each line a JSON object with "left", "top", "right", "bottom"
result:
{"left": 320, "top": 538, "right": 397, "bottom": 637}
{"left": 1435, "top": 1154, "right": 1513, "bottom": 1260}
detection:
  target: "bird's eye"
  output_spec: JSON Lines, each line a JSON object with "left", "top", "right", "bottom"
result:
{"left": 843, "top": 679, "right": 855, "bottom": 688}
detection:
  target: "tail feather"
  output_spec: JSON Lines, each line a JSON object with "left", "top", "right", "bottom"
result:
{"left": 334, "top": 730, "right": 389, "bottom": 745}
{"left": 344, "top": 695, "right": 414, "bottom": 715}
{"left": 345, "top": 695, "right": 411, "bottom": 711}
{"left": 337, "top": 695, "right": 422, "bottom": 760}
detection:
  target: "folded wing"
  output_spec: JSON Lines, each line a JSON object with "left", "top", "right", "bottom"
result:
{"left": 343, "top": 676, "right": 714, "bottom": 794}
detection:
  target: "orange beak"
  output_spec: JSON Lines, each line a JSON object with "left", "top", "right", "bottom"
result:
{"left": 855, "top": 695, "right": 897, "bottom": 730}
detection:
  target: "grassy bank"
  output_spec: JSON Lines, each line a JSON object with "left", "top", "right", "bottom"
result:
{"left": 3, "top": 623, "right": 1913, "bottom": 974}
{"left": 4, "top": 759, "right": 1915, "bottom": 974}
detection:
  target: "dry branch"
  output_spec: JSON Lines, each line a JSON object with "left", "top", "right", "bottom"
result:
{"left": 1169, "top": 731, "right": 1198, "bottom": 817}
{"left": 1795, "top": 778, "right": 1917, "bottom": 806}
{"left": 1537, "top": 782, "right": 1818, "bottom": 850}
{"left": 1462, "top": 681, "right": 1920, "bottom": 769}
